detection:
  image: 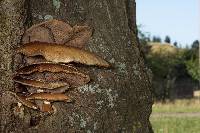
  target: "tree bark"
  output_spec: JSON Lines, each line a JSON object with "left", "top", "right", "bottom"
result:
{"left": 0, "top": 0, "right": 26, "bottom": 132}
{"left": 0, "top": 0, "right": 153, "bottom": 132}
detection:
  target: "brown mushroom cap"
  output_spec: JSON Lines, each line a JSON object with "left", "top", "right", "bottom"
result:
{"left": 63, "top": 25, "right": 92, "bottom": 48}
{"left": 16, "top": 42, "right": 110, "bottom": 67}
{"left": 22, "top": 26, "right": 54, "bottom": 44}
{"left": 13, "top": 76, "right": 69, "bottom": 89}
{"left": 26, "top": 93, "right": 72, "bottom": 102}
{"left": 22, "top": 19, "right": 73, "bottom": 44}
{"left": 22, "top": 19, "right": 92, "bottom": 48}
{"left": 7, "top": 91, "right": 38, "bottom": 110}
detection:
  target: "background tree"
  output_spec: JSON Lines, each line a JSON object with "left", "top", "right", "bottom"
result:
{"left": 164, "top": 35, "right": 171, "bottom": 43}
{"left": 173, "top": 41, "right": 178, "bottom": 47}
{"left": 192, "top": 40, "right": 199, "bottom": 49}
{"left": 137, "top": 24, "right": 151, "bottom": 45}
{"left": 152, "top": 36, "right": 161, "bottom": 42}
{"left": 184, "top": 42, "right": 199, "bottom": 81}
{"left": 0, "top": 0, "right": 153, "bottom": 132}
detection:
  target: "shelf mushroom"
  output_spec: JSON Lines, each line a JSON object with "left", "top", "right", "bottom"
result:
{"left": 12, "top": 19, "right": 111, "bottom": 113}
{"left": 16, "top": 42, "right": 110, "bottom": 67}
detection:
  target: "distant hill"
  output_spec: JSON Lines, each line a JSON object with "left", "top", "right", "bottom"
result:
{"left": 147, "top": 42, "right": 178, "bottom": 56}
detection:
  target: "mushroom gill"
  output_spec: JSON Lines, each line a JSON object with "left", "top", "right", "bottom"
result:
{"left": 50, "top": 72, "right": 90, "bottom": 88}
{"left": 15, "top": 63, "right": 90, "bottom": 88}
{"left": 16, "top": 42, "right": 110, "bottom": 67}
{"left": 16, "top": 63, "right": 77, "bottom": 75}
{"left": 27, "top": 86, "right": 69, "bottom": 94}
{"left": 13, "top": 76, "right": 69, "bottom": 89}
{"left": 26, "top": 93, "right": 72, "bottom": 102}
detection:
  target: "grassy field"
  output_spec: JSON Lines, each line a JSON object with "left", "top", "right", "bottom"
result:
{"left": 153, "top": 99, "right": 200, "bottom": 113}
{"left": 151, "top": 117, "right": 200, "bottom": 133}
{"left": 151, "top": 99, "right": 200, "bottom": 133}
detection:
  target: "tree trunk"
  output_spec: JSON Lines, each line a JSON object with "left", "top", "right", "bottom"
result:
{"left": 0, "top": 0, "right": 153, "bottom": 132}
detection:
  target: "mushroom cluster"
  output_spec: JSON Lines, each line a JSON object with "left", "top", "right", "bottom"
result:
{"left": 11, "top": 19, "right": 110, "bottom": 113}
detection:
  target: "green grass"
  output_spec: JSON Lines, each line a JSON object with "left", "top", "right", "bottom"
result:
{"left": 153, "top": 99, "right": 200, "bottom": 113}
{"left": 151, "top": 117, "right": 200, "bottom": 133}
{"left": 151, "top": 99, "right": 200, "bottom": 133}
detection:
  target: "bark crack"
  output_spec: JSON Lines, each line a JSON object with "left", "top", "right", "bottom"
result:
{"left": 124, "top": 0, "right": 136, "bottom": 33}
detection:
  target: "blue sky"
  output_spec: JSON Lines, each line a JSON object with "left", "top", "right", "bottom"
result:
{"left": 136, "top": 0, "right": 200, "bottom": 46}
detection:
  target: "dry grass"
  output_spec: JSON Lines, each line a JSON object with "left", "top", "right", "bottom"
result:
{"left": 153, "top": 99, "right": 200, "bottom": 113}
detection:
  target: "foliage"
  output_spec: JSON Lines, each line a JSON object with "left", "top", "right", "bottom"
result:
{"left": 183, "top": 46, "right": 199, "bottom": 81}
{"left": 173, "top": 41, "right": 177, "bottom": 47}
{"left": 145, "top": 43, "right": 198, "bottom": 100}
{"left": 138, "top": 27, "right": 199, "bottom": 100}
{"left": 192, "top": 40, "right": 199, "bottom": 49}
{"left": 146, "top": 43, "right": 180, "bottom": 78}
{"left": 185, "top": 59, "right": 200, "bottom": 81}
{"left": 137, "top": 24, "right": 151, "bottom": 45}
{"left": 152, "top": 36, "right": 161, "bottom": 43}
{"left": 164, "top": 35, "right": 171, "bottom": 43}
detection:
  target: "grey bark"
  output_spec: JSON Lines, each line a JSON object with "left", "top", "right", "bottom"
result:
{"left": 0, "top": 0, "right": 153, "bottom": 132}
{"left": 0, "top": 0, "right": 26, "bottom": 132}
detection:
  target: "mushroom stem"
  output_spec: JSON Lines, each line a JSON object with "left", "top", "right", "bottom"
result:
{"left": 40, "top": 101, "right": 54, "bottom": 113}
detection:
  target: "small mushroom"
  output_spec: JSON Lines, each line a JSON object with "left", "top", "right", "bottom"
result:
{"left": 16, "top": 42, "right": 110, "bottom": 67}
{"left": 35, "top": 100, "right": 55, "bottom": 113}
{"left": 13, "top": 102, "right": 25, "bottom": 118}
{"left": 8, "top": 91, "right": 38, "bottom": 110}
{"left": 26, "top": 93, "right": 73, "bottom": 102}
{"left": 40, "top": 101, "right": 54, "bottom": 113}
{"left": 13, "top": 76, "right": 69, "bottom": 89}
